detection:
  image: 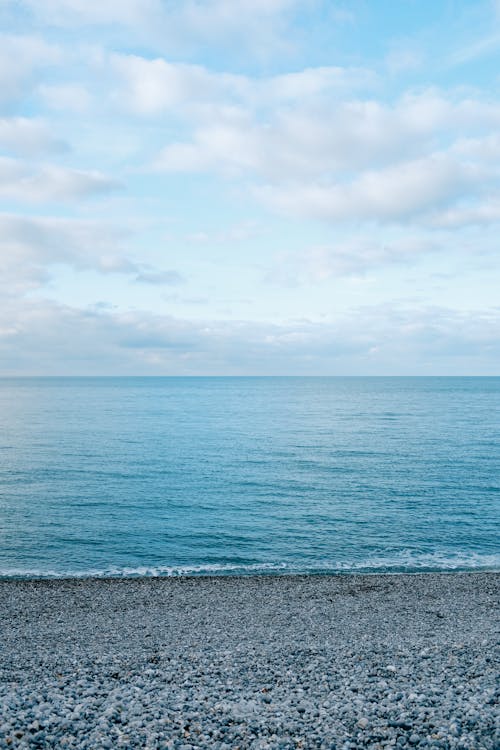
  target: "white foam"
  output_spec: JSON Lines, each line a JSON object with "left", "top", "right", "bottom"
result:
{"left": 1, "top": 551, "right": 499, "bottom": 580}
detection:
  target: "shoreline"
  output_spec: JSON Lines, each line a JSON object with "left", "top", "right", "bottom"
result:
{"left": 1, "top": 565, "right": 499, "bottom": 582}
{"left": 1, "top": 572, "right": 498, "bottom": 748}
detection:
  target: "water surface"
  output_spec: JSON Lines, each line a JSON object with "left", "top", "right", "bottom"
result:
{"left": 0, "top": 377, "right": 498, "bottom": 577}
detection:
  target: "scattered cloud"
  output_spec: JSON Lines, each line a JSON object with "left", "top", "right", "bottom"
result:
{"left": 14, "top": 0, "right": 296, "bottom": 32}
{"left": 15, "top": 0, "right": 163, "bottom": 28}
{"left": 447, "top": 31, "right": 500, "bottom": 66}
{"left": 0, "top": 157, "right": 121, "bottom": 202}
{"left": 0, "top": 214, "right": 183, "bottom": 293}
{"left": 38, "top": 83, "right": 92, "bottom": 113}
{"left": 134, "top": 269, "right": 185, "bottom": 285}
{"left": 0, "top": 1, "right": 498, "bottom": 374}
{"left": 111, "top": 53, "right": 373, "bottom": 116}
{"left": 0, "top": 34, "right": 60, "bottom": 105}
{"left": 0, "top": 213, "right": 129, "bottom": 277}
{"left": 385, "top": 43, "right": 423, "bottom": 74}
{"left": 152, "top": 86, "right": 500, "bottom": 224}
{"left": 427, "top": 198, "right": 500, "bottom": 227}
{"left": 257, "top": 153, "right": 486, "bottom": 223}
{"left": 186, "top": 220, "right": 260, "bottom": 244}
{"left": 8, "top": 0, "right": 308, "bottom": 59}
{"left": 0, "top": 117, "right": 67, "bottom": 155}
{"left": 152, "top": 87, "right": 500, "bottom": 176}
{"left": 284, "top": 237, "right": 438, "bottom": 282}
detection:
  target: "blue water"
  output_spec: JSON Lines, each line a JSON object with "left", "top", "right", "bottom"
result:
{"left": 0, "top": 377, "right": 498, "bottom": 578}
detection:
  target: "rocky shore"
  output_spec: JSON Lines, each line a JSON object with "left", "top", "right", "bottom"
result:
{"left": 0, "top": 572, "right": 498, "bottom": 749}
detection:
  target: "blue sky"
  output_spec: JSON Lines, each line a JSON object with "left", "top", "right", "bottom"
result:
{"left": 1, "top": 0, "right": 499, "bottom": 374}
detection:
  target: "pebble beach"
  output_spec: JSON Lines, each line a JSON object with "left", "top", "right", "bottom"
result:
{"left": 0, "top": 572, "right": 498, "bottom": 749}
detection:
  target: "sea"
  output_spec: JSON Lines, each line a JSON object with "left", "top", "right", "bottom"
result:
{"left": 0, "top": 376, "right": 498, "bottom": 579}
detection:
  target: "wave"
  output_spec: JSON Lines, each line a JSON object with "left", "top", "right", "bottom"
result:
{"left": 1, "top": 551, "right": 499, "bottom": 580}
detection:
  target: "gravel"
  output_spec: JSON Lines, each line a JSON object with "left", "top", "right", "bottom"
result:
{"left": 0, "top": 572, "right": 498, "bottom": 749}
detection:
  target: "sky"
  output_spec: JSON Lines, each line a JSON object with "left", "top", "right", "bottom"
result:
{"left": 1, "top": 0, "right": 500, "bottom": 375}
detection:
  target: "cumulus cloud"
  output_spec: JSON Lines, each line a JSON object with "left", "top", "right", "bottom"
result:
{"left": 0, "top": 213, "right": 128, "bottom": 274}
{"left": 0, "top": 117, "right": 67, "bottom": 155}
{"left": 182, "top": 0, "right": 298, "bottom": 32}
{"left": 155, "top": 120, "right": 260, "bottom": 176}
{"left": 6, "top": 0, "right": 307, "bottom": 59}
{"left": 286, "top": 237, "right": 438, "bottom": 281}
{"left": 152, "top": 86, "right": 500, "bottom": 180}
{"left": 14, "top": 0, "right": 163, "bottom": 28}
{"left": 38, "top": 83, "right": 92, "bottom": 113}
{"left": 0, "top": 157, "right": 121, "bottom": 202}
{"left": 15, "top": 0, "right": 294, "bottom": 32}
{"left": 110, "top": 54, "right": 238, "bottom": 116}
{"left": 451, "top": 132, "right": 500, "bottom": 161}
{"left": 153, "top": 88, "right": 500, "bottom": 175}
{"left": 0, "top": 34, "right": 60, "bottom": 105}
{"left": 426, "top": 199, "right": 500, "bottom": 227}
{"left": 259, "top": 66, "right": 376, "bottom": 102}
{"left": 111, "top": 53, "right": 372, "bottom": 117}
{"left": 0, "top": 0, "right": 498, "bottom": 377}
{"left": 0, "top": 214, "right": 183, "bottom": 293}
{"left": 257, "top": 154, "right": 486, "bottom": 222}
{"left": 152, "top": 85, "right": 500, "bottom": 224}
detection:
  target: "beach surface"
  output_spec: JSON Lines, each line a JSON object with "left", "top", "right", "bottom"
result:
{"left": 0, "top": 572, "right": 498, "bottom": 749}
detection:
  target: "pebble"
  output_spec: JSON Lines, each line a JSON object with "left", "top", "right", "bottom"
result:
{"left": 0, "top": 572, "right": 498, "bottom": 749}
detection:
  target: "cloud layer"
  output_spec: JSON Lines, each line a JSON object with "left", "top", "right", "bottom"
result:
{"left": 0, "top": 0, "right": 499, "bottom": 373}
{"left": 1, "top": 298, "right": 499, "bottom": 375}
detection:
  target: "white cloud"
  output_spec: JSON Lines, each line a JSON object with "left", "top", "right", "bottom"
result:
{"left": 17, "top": 0, "right": 163, "bottom": 27}
{"left": 257, "top": 154, "right": 485, "bottom": 222}
{"left": 427, "top": 199, "right": 500, "bottom": 227}
{"left": 148, "top": 81, "right": 500, "bottom": 224}
{"left": 186, "top": 220, "right": 260, "bottom": 244}
{"left": 451, "top": 132, "right": 500, "bottom": 161}
{"left": 16, "top": 0, "right": 294, "bottom": 30}
{"left": 0, "top": 213, "right": 135, "bottom": 299}
{"left": 448, "top": 32, "right": 500, "bottom": 66}
{"left": 134, "top": 269, "right": 184, "bottom": 285}
{"left": 1, "top": 297, "right": 499, "bottom": 375}
{"left": 8, "top": 0, "right": 304, "bottom": 60}
{"left": 293, "top": 236, "right": 438, "bottom": 281}
{"left": 0, "top": 214, "right": 183, "bottom": 294}
{"left": 110, "top": 54, "right": 236, "bottom": 116}
{"left": 0, "top": 0, "right": 497, "bottom": 376}
{"left": 385, "top": 43, "right": 423, "bottom": 74}
{"left": 183, "top": 0, "right": 297, "bottom": 29}
{"left": 38, "top": 83, "right": 92, "bottom": 113}
{"left": 0, "top": 213, "right": 129, "bottom": 271}
{"left": 152, "top": 86, "right": 500, "bottom": 178}
{"left": 0, "top": 117, "right": 67, "bottom": 155}
{"left": 178, "top": 0, "right": 302, "bottom": 59}
{"left": 0, "top": 34, "right": 60, "bottom": 104}
{"left": 260, "top": 66, "right": 376, "bottom": 101}
{"left": 156, "top": 120, "right": 261, "bottom": 176}
{"left": 111, "top": 52, "right": 374, "bottom": 117}
{"left": 0, "top": 157, "right": 121, "bottom": 202}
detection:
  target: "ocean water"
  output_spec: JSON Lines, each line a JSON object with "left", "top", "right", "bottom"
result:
{"left": 0, "top": 377, "right": 498, "bottom": 578}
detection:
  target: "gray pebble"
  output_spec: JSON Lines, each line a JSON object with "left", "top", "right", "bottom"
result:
{"left": 0, "top": 572, "right": 498, "bottom": 749}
